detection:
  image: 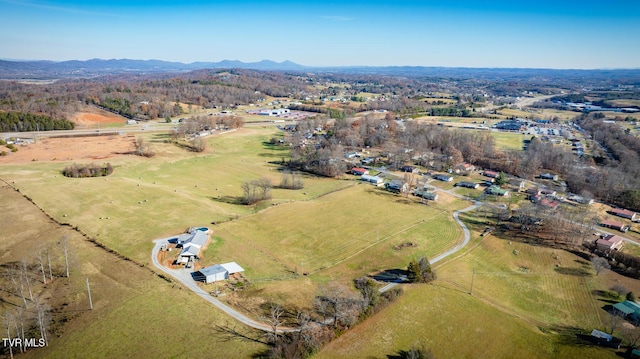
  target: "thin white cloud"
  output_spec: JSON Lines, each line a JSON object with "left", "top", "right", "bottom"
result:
{"left": 320, "top": 15, "right": 354, "bottom": 22}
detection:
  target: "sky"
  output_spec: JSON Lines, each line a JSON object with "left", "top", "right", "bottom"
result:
{"left": 1, "top": 0, "right": 639, "bottom": 69}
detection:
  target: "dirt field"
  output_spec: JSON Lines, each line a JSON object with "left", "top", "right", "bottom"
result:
{"left": 0, "top": 134, "right": 136, "bottom": 164}
{"left": 71, "top": 108, "right": 126, "bottom": 128}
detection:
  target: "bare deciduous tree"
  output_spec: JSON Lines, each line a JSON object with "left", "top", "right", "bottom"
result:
{"left": 592, "top": 257, "right": 611, "bottom": 276}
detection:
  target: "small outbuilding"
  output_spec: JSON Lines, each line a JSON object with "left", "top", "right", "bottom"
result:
{"left": 195, "top": 262, "right": 245, "bottom": 283}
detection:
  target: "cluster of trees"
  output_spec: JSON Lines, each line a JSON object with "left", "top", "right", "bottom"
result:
{"left": 279, "top": 171, "right": 304, "bottom": 190}
{"left": 175, "top": 115, "right": 244, "bottom": 138}
{"left": 263, "top": 281, "right": 403, "bottom": 358}
{"left": 241, "top": 178, "right": 272, "bottom": 205}
{"left": 407, "top": 256, "right": 435, "bottom": 283}
{"left": 0, "top": 111, "right": 74, "bottom": 132}
{"left": 585, "top": 242, "right": 640, "bottom": 279}
{"left": 134, "top": 137, "right": 155, "bottom": 157}
{"left": 62, "top": 163, "right": 113, "bottom": 178}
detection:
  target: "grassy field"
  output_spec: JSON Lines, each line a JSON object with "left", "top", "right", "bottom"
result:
{"left": 0, "top": 128, "right": 352, "bottom": 264}
{"left": 206, "top": 184, "right": 467, "bottom": 312}
{"left": 314, "top": 211, "right": 623, "bottom": 359}
{"left": 0, "top": 184, "right": 267, "bottom": 359}
{"left": 490, "top": 132, "right": 528, "bottom": 151}
{"left": 3, "top": 124, "right": 637, "bottom": 359}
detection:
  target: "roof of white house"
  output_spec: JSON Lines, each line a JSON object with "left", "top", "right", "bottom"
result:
{"left": 220, "top": 262, "right": 244, "bottom": 274}
{"left": 187, "top": 230, "right": 209, "bottom": 247}
{"left": 180, "top": 245, "right": 201, "bottom": 257}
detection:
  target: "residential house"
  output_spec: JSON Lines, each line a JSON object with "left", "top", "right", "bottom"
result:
{"left": 608, "top": 208, "right": 638, "bottom": 222}
{"left": 455, "top": 181, "right": 479, "bottom": 189}
{"left": 538, "top": 198, "right": 560, "bottom": 210}
{"left": 194, "top": 262, "right": 245, "bottom": 283}
{"left": 600, "top": 219, "right": 629, "bottom": 232}
{"left": 482, "top": 170, "right": 499, "bottom": 179}
{"left": 385, "top": 180, "right": 408, "bottom": 193}
{"left": 590, "top": 329, "right": 622, "bottom": 349}
{"left": 413, "top": 188, "right": 438, "bottom": 201}
{"left": 455, "top": 163, "right": 476, "bottom": 173}
{"left": 485, "top": 185, "right": 509, "bottom": 196}
{"left": 433, "top": 174, "right": 454, "bottom": 182}
{"left": 361, "top": 174, "right": 384, "bottom": 185}
{"left": 351, "top": 167, "right": 369, "bottom": 176}
{"left": 400, "top": 165, "right": 418, "bottom": 173}
{"left": 596, "top": 234, "right": 625, "bottom": 251}
{"left": 176, "top": 229, "right": 209, "bottom": 264}
{"left": 539, "top": 173, "right": 559, "bottom": 181}
{"left": 612, "top": 300, "right": 640, "bottom": 322}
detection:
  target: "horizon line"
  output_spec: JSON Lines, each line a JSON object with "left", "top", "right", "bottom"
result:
{"left": 1, "top": 57, "right": 639, "bottom": 71}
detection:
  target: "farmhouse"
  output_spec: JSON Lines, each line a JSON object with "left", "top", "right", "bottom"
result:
{"left": 361, "top": 174, "right": 383, "bottom": 185}
{"left": 455, "top": 181, "right": 479, "bottom": 189}
{"left": 385, "top": 179, "right": 408, "bottom": 193}
{"left": 600, "top": 219, "right": 629, "bottom": 232}
{"left": 351, "top": 167, "right": 369, "bottom": 176}
{"left": 176, "top": 228, "right": 209, "bottom": 264}
{"left": 433, "top": 174, "right": 453, "bottom": 182}
{"left": 596, "top": 234, "right": 625, "bottom": 251}
{"left": 194, "top": 262, "right": 245, "bottom": 283}
{"left": 608, "top": 208, "right": 638, "bottom": 222}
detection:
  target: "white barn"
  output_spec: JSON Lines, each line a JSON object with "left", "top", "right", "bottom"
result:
{"left": 195, "top": 262, "right": 245, "bottom": 283}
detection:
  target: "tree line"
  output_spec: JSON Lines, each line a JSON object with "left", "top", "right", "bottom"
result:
{"left": 0, "top": 111, "right": 74, "bottom": 132}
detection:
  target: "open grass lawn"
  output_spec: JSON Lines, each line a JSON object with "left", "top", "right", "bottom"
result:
{"left": 491, "top": 131, "right": 528, "bottom": 151}
{"left": 0, "top": 184, "right": 266, "bottom": 359}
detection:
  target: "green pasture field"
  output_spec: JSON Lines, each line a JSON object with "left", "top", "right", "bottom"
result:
{"left": 315, "top": 285, "right": 615, "bottom": 359}
{"left": 0, "top": 128, "right": 351, "bottom": 264}
{"left": 0, "top": 184, "right": 266, "bottom": 359}
{"left": 209, "top": 184, "right": 465, "bottom": 277}
{"left": 213, "top": 185, "right": 469, "bottom": 312}
{"left": 315, "top": 211, "right": 619, "bottom": 359}
{"left": 491, "top": 132, "right": 528, "bottom": 151}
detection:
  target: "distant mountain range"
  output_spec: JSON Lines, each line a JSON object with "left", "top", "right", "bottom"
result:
{"left": 0, "top": 58, "right": 307, "bottom": 79}
{"left": 1, "top": 58, "right": 639, "bottom": 80}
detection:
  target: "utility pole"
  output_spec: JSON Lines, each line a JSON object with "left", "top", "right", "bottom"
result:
{"left": 86, "top": 277, "right": 93, "bottom": 310}
{"left": 470, "top": 269, "right": 475, "bottom": 296}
